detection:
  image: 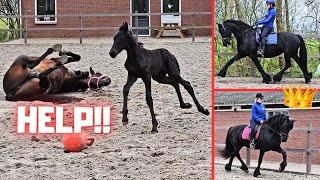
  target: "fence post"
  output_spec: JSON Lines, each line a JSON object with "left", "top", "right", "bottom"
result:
{"left": 24, "top": 16, "right": 27, "bottom": 45}
{"left": 246, "top": 148, "right": 251, "bottom": 167}
{"left": 79, "top": 14, "right": 83, "bottom": 44}
{"left": 135, "top": 10, "right": 139, "bottom": 41}
{"left": 192, "top": 13, "right": 196, "bottom": 42}
{"left": 306, "top": 123, "right": 312, "bottom": 175}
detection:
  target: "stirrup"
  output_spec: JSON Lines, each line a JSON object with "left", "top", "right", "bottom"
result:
{"left": 249, "top": 142, "right": 255, "bottom": 149}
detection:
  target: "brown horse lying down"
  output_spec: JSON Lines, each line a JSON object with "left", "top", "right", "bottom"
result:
{"left": 3, "top": 44, "right": 111, "bottom": 101}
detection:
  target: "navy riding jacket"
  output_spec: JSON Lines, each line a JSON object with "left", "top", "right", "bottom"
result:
{"left": 258, "top": 7, "right": 276, "bottom": 28}
{"left": 251, "top": 102, "right": 267, "bottom": 124}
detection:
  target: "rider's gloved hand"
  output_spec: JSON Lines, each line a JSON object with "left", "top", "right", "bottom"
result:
{"left": 260, "top": 120, "right": 264, "bottom": 124}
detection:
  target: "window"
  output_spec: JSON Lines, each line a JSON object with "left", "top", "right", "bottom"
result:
{"left": 35, "top": 0, "right": 57, "bottom": 24}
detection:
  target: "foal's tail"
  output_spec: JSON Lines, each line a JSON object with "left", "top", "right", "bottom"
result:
{"left": 219, "top": 127, "right": 233, "bottom": 159}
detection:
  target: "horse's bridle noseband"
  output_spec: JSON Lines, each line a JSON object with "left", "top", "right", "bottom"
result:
{"left": 87, "top": 75, "right": 108, "bottom": 89}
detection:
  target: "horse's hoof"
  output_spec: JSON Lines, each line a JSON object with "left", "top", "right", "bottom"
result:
{"left": 122, "top": 121, "right": 129, "bottom": 125}
{"left": 279, "top": 162, "right": 286, "bottom": 172}
{"left": 217, "top": 71, "right": 226, "bottom": 77}
{"left": 225, "top": 164, "right": 231, "bottom": 171}
{"left": 180, "top": 103, "right": 192, "bottom": 109}
{"left": 263, "top": 79, "right": 272, "bottom": 84}
{"left": 241, "top": 166, "right": 249, "bottom": 173}
{"left": 202, "top": 109, "right": 210, "bottom": 116}
{"left": 253, "top": 169, "right": 260, "bottom": 177}
{"left": 52, "top": 44, "right": 62, "bottom": 52}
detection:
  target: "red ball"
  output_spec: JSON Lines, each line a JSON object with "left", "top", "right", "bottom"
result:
{"left": 62, "top": 133, "right": 88, "bottom": 152}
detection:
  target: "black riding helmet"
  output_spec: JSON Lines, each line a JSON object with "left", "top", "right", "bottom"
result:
{"left": 256, "top": 93, "right": 264, "bottom": 99}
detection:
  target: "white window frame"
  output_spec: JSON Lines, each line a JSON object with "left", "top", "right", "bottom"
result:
{"left": 161, "top": 0, "right": 181, "bottom": 26}
{"left": 34, "top": 0, "right": 57, "bottom": 24}
{"left": 130, "top": 0, "right": 151, "bottom": 36}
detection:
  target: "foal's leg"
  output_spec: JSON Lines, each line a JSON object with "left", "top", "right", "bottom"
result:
{"left": 273, "top": 54, "right": 292, "bottom": 83}
{"left": 275, "top": 147, "right": 287, "bottom": 172}
{"left": 217, "top": 53, "right": 243, "bottom": 77}
{"left": 254, "top": 150, "right": 265, "bottom": 177}
{"left": 122, "top": 74, "right": 138, "bottom": 125}
{"left": 249, "top": 55, "right": 272, "bottom": 84}
{"left": 153, "top": 76, "right": 192, "bottom": 109}
{"left": 172, "top": 75, "right": 209, "bottom": 115}
{"left": 142, "top": 75, "right": 158, "bottom": 133}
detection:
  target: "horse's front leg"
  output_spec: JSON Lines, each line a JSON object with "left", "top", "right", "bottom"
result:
{"left": 122, "top": 74, "right": 138, "bottom": 125}
{"left": 142, "top": 75, "right": 158, "bottom": 133}
{"left": 249, "top": 55, "right": 272, "bottom": 84}
{"left": 275, "top": 147, "right": 287, "bottom": 172}
{"left": 254, "top": 150, "right": 265, "bottom": 177}
{"left": 217, "top": 53, "right": 242, "bottom": 77}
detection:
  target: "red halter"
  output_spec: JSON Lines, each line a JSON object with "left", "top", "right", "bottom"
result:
{"left": 87, "top": 76, "right": 107, "bottom": 89}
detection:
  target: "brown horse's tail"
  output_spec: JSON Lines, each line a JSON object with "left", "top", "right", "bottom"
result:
{"left": 219, "top": 127, "right": 233, "bottom": 159}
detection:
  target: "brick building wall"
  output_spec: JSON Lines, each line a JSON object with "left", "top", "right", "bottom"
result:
{"left": 21, "top": 0, "right": 211, "bottom": 38}
{"left": 214, "top": 109, "right": 320, "bottom": 165}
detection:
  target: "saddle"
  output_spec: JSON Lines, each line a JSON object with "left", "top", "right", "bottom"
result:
{"left": 242, "top": 124, "right": 262, "bottom": 140}
{"left": 255, "top": 27, "right": 278, "bottom": 45}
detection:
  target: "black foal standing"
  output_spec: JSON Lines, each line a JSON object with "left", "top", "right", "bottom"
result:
{"left": 109, "top": 22, "right": 209, "bottom": 133}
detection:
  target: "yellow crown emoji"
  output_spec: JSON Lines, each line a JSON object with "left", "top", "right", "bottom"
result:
{"left": 283, "top": 85, "right": 317, "bottom": 108}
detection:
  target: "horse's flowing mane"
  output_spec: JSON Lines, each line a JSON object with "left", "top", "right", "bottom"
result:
{"left": 224, "top": 19, "right": 252, "bottom": 30}
{"left": 265, "top": 114, "right": 288, "bottom": 131}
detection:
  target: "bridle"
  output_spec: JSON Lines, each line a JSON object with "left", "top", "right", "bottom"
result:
{"left": 87, "top": 75, "right": 107, "bottom": 89}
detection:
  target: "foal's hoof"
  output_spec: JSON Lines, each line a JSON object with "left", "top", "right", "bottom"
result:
{"left": 52, "top": 44, "right": 62, "bottom": 52}
{"left": 122, "top": 121, "right": 129, "bottom": 125}
{"left": 180, "top": 103, "right": 192, "bottom": 109}
{"left": 151, "top": 128, "right": 158, "bottom": 134}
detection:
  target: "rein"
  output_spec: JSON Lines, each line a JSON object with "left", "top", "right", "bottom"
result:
{"left": 87, "top": 75, "right": 107, "bottom": 89}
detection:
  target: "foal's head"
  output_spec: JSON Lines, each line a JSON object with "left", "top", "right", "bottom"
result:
{"left": 109, "top": 22, "right": 137, "bottom": 58}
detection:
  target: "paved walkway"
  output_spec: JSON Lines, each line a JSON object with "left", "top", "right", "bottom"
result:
{"left": 215, "top": 157, "right": 320, "bottom": 175}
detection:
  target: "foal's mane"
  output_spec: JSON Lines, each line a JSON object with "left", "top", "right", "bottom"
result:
{"left": 224, "top": 19, "right": 252, "bottom": 31}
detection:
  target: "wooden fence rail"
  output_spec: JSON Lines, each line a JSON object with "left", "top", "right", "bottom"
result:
{"left": 215, "top": 123, "right": 320, "bottom": 175}
{"left": 0, "top": 12, "right": 212, "bottom": 44}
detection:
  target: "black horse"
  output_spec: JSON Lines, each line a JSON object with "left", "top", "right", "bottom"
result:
{"left": 217, "top": 19, "right": 312, "bottom": 84}
{"left": 109, "top": 22, "right": 209, "bottom": 133}
{"left": 220, "top": 114, "right": 295, "bottom": 177}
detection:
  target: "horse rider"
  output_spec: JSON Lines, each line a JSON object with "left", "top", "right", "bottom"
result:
{"left": 250, "top": 93, "right": 267, "bottom": 149}
{"left": 256, "top": 0, "right": 277, "bottom": 56}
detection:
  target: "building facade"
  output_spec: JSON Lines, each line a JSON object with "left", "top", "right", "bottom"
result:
{"left": 21, "top": 0, "right": 211, "bottom": 38}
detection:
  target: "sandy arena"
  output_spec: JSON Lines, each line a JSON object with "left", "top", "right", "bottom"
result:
{"left": 0, "top": 38, "right": 212, "bottom": 179}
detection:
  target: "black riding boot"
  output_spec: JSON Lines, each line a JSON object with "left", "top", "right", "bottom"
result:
{"left": 249, "top": 127, "right": 256, "bottom": 149}
{"left": 261, "top": 37, "right": 266, "bottom": 56}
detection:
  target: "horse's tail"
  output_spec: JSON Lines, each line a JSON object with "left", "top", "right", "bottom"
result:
{"left": 219, "top": 127, "right": 233, "bottom": 159}
{"left": 297, "top": 35, "right": 312, "bottom": 78}
{"left": 297, "top": 35, "right": 307, "bottom": 62}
